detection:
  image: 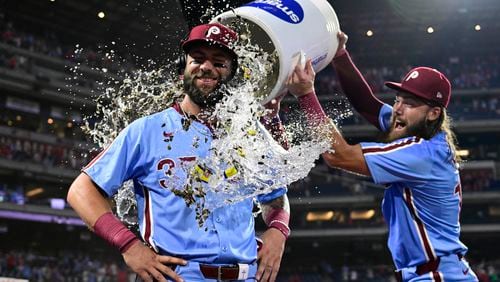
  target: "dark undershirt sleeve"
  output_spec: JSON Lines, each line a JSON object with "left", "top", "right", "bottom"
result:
{"left": 332, "top": 50, "right": 385, "bottom": 130}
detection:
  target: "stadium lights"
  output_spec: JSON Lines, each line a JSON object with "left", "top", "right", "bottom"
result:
{"left": 350, "top": 209, "right": 375, "bottom": 220}
{"left": 98, "top": 11, "right": 106, "bottom": 19}
{"left": 306, "top": 211, "right": 335, "bottom": 221}
{"left": 26, "top": 187, "right": 44, "bottom": 197}
{"left": 489, "top": 206, "right": 500, "bottom": 216}
{"left": 427, "top": 26, "right": 434, "bottom": 34}
{"left": 474, "top": 24, "right": 481, "bottom": 31}
{"left": 457, "top": 149, "right": 469, "bottom": 157}
{"left": 366, "top": 30, "right": 374, "bottom": 37}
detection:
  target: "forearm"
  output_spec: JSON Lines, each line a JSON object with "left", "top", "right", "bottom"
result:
{"left": 261, "top": 115, "right": 289, "bottom": 150}
{"left": 260, "top": 195, "right": 290, "bottom": 239}
{"left": 322, "top": 129, "right": 370, "bottom": 176}
{"left": 332, "top": 50, "right": 384, "bottom": 129}
{"left": 297, "top": 92, "right": 370, "bottom": 176}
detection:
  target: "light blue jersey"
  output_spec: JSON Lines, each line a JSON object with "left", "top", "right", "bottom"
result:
{"left": 360, "top": 104, "right": 469, "bottom": 270}
{"left": 84, "top": 106, "right": 285, "bottom": 267}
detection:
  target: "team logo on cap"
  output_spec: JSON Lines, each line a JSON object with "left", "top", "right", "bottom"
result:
{"left": 405, "top": 70, "right": 419, "bottom": 81}
{"left": 206, "top": 26, "right": 221, "bottom": 38}
{"left": 436, "top": 92, "right": 443, "bottom": 99}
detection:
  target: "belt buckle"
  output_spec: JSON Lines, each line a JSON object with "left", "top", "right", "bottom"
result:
{"left": 217, "top": 265, "right": 222, "bottom": 281}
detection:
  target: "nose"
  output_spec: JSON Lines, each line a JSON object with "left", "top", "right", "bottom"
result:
{"left": 393, "top": 100, "right": 403, "bottom": 115}
{"left": 199, "top": 59, "right": 215, "bottom": 73}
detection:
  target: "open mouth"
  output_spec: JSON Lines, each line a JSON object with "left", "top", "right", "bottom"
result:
{"left": 394, "top": 120, "right": 406, "bottom": 130}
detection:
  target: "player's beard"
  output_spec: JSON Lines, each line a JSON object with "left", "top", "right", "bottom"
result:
{"left": 378, "top": 117, "right": 428, "bottom": 143}
{"left": 183, "top": 72, "right": 229, "bottom": 108}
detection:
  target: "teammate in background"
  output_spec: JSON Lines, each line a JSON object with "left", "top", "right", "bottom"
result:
{"left": 67, "top": 23, "right": 291, "bottom": 282}
{"left": 287, "top": 32, "right": 478, "bottom": 281}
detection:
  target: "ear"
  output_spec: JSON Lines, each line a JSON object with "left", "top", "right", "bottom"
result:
{"left": 427, "top": 106, "right": 442, "bottom": 122}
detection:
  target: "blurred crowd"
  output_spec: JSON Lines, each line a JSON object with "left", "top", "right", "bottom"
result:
{"left": 0, "top": 135, "right": 91, "bottom": 171}
{"left": 1, "top": 248, "right": 499, "bottom": 282}
{"left": 0, "top": 249, "right": 130, "bottom": 282}
{"left": 315, "top": 54, "right": 500, "bottom": 96}
{"left": 0, "top": 15, "right": 135, "bottom": 77}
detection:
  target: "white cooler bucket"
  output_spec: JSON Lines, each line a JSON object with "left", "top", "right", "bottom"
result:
{"left": 211, "top": 0, "right": 340, "bottom": 104}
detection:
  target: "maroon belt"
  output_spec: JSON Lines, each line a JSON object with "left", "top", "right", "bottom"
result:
{"left": 394, "top": 254, "right": 464, "bottom": 281}
{"left": 199, "top": 264, "right": 240, "bottom": 280}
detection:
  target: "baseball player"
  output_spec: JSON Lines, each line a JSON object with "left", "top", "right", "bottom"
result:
{"left": 286, "top": 32, "right": 478, "bottom": 281}
{"left": 67, "top": 23, "right": 291, "bottom": 282}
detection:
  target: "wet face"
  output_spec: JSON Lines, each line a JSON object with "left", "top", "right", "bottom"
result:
{"left": 182, "top": 44, "right": 234, "bottom": 108}
{"left": 382, "top": 92, "right": 441, "bottom": 142}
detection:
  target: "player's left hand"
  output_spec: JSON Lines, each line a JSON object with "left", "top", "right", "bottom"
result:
{"left": 256, "top": 228, "right": 286, "bottom": 282}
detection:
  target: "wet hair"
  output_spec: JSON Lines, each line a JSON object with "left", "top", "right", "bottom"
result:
{"left": 424, "top": 108, "right": 461, "bottom": 163}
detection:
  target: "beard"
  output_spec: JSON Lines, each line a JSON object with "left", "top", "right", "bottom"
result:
{"left": 183, "top": 72, "right": 228, "bottom": 108}
{"left": 378, "top": 117, "right": 428, "bottom": 143}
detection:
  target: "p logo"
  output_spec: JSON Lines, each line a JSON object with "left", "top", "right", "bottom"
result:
{"left": 206, "top": 26, "right": 221, "bottom": 38}
{"left": 405, "top": 70, "right": 419, "bottom": 81}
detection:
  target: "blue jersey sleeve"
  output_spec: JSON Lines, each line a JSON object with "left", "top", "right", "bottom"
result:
{"left": 378, "top": 103, "right": 393, "bottom": 132}
{"left": 256, "top": 187, "right": 287, "bottom": 203}
{"left": 83, "top": 119, "right": 144, "bottom": 197}
{"left": 361, "top": 137, "right": 433, "bottom": 185}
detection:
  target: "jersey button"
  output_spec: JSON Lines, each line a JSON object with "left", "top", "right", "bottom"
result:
{"left": 216, "top": 217, "right": 222, "bottom": 223}
{"left": 222, "top": 246, "right": 227, "bottom": 252}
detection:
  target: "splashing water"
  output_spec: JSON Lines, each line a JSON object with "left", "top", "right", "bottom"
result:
{"left": 83, "top": 67, "right": 183, "bottom": 147}
{"left": 79, "top": 23, "right": 339, "bottom": 227}
{"left": 175, "top": 74, "right": 331, "bottom": 225}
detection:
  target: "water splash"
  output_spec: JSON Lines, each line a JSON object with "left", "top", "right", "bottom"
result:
{"left": 75, "top": 22, "right": 347, "bottom": 228}
{"left": 175, "top": 75, "right": 331, "bottom": 225}
{"left": 83, "top": 67, "right": 182, "bottom": 147}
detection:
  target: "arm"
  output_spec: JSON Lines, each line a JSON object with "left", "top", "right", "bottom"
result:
{"left": 288, "top": 58, "right": 370, "bottom": 176}
{"left": 67, "top": 173, "right": 114, "bottom": 228}
{"left": 332, "top": 32, "right": 385, "bottom": 129}
{"left": 260, "top": 93, "right": 289, "bottom": 150}
{"left": 67, "top": 173, "right": 186, "bottom": 282}
{"left": 256, "top": 194, "right": 290, "bottom": 282}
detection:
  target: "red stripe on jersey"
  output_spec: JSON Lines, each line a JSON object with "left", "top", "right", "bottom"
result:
{"left": 83, "top": 146, "right": 110, "bottom": 170}
{"left": 432, "top": 271, "right": 442, "bottom": 282}
{"left": 404, "top": 188, "right": 437, "bottom": 262}
{"left": 362, "top": 137, "right": 421, "bottom": 154}
{"left": 143, "top": 187, "right": 153, "bottom": 246}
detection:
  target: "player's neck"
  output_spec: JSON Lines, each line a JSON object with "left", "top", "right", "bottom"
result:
{"left": 180, "top": 96, "right": 201, "bottom": 117}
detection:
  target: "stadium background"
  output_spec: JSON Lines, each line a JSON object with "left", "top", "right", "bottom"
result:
{"left": 1, "top": 0, "right": 499, "bottom": 280}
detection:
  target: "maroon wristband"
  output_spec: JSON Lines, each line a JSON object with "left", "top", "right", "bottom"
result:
{"left": 269, "top": 220, "right": 291, "bottom": 239}
{"left": 297, "top": 92, "right": 328, "bottom": 124}
{"left": 93, "top": 212, "right": 139, "bottom": 253}
{"left": 333, "top": 48, "right": 348, "bottom": 59}
{"left": 265, "top": 209, "right": 291, "bottom": 239}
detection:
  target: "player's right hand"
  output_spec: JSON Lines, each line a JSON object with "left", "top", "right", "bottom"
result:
{"left": 286, "top": 58, "right": 315, "bottom": 97}
{"left": 122, "top": 241, "right": 187, "bottom": 282}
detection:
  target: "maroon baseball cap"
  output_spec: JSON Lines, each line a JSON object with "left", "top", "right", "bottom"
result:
{"left": 182, "top": 23, "right": 238, "bottom": 59}
{"left": 385, "top": 67, "right": 451, "bottom": 108}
